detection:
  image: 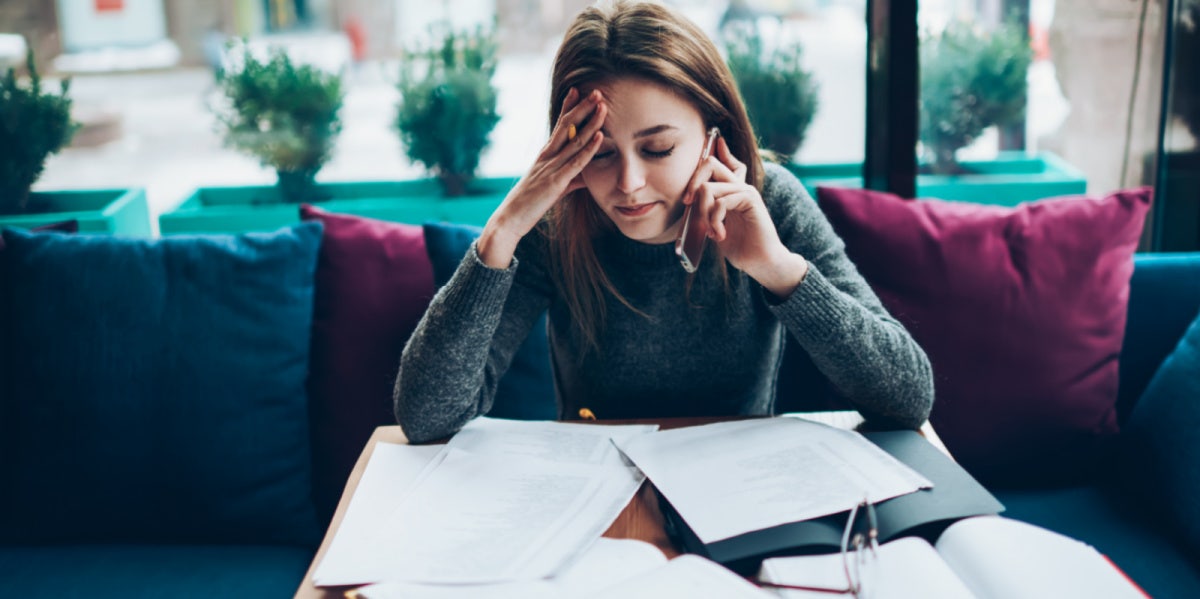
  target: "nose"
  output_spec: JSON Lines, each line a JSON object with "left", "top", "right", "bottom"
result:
{"left": 616, "top": 156, "right": 646, "bottom": 194}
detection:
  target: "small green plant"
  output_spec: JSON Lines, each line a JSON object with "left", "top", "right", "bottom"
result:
{"left": 396, "top": 24, "right": 501, "bottom": 197}
{"left": 919, "top": 20, "right": 1032, "bottom": 174}
{"left": 0, "top": 50, "right": 78, "bottom": 215}
{"left": 212, "top": 47, "right": 343, "bottom": 202}
{"left": 724, "top": 25, "right": 819, "bottom": 159}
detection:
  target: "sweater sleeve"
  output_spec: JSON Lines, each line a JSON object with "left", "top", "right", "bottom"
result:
{"left": 393, "top": 238, "right": 552, "bottom": 443}
{"left": 761, "top": 164, "right": 934, "bottom": 429}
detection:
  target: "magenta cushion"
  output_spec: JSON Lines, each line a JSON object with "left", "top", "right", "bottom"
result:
{"left": 816, "top": 186, "right": 1152, "bottom": 486}
{"left": 300, "top": 205, "right": 435, "bottom": 519}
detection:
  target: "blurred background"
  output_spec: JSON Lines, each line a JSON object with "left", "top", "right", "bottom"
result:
{"left": 1, "top": 0, "right": 1196, "bottom": 247}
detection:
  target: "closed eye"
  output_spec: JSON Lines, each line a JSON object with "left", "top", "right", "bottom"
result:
{"left": 644, "top": 146, "right": 675, "bottom": 158}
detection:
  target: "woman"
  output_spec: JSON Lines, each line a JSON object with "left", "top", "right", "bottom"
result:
{"left": 394, "top": 1, "right": 933, "bottom": 443}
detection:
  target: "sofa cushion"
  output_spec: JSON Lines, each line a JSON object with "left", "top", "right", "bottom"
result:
{"left": 0, "top": 219, "right": 78, "bottom": 251}
{"left": 0, "top": 223, "right": 324, "bottom": 546}
{"left": 299, "top": 205, "right": 435, "bottom": 521}
{"left": 0, "top": 544, "right": 313, "bottom": 599}
{"left": 422, "top": 222, "right": 557, "bottom": 420}
{"left": 995, "top": 485, "right": 1200, "bottom": 597}
{"left": 1118, "top": 253, "right": 1200, "bottom": 421}
{"left": 816, "top": 186, "right": 1151, "bottom": 486}
{"left": 1122, "top": 307, "right": 1200, "bottom": 562}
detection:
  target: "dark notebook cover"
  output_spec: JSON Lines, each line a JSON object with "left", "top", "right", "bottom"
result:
{"left": 658, "top": 429, "right": 1006, "bottom": 575}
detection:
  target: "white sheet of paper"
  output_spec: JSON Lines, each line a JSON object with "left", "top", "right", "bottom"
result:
{"left": 759, "top": 536, "right": 978, "bottom": 599}
{"left": 312, "top": 443, "right": 445, "bottom": 586}
{"left": 935, "top": 517, "right": 1147, "bottom": 599}
{"left": 614, "top": 418, "right": 932, "bottom": 543}
{"left": 585, "top": 554, "right": 776, "bottom": 599}
{"left": 367, "top": 447, "right": 603, "bottom": 582}
{"left": 353, "top": 533, "right": 669, "bottom": 598}
{"left": 444, "top": 418, "right": 657, "bottom": 579}
{"left": 315, "top": 419, "right": 658, "bottom": 586}
{"left": 448, "top": 417, "right": 658, "bottom": 465}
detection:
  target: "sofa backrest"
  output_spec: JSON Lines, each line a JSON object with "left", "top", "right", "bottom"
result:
{"left": 1117, "top": 252, "right": 1200, "bottom": 423}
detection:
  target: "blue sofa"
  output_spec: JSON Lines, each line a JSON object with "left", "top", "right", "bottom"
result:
{"left": 991, "top": 253, "right": 1200, "bottom": 598}
{"left": 1, "top": 218, "right": 1197, "bottom": 597}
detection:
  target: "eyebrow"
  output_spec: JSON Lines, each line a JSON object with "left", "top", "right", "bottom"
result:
{"left": 599, "top": 124, "right": 679, "bottom": 139}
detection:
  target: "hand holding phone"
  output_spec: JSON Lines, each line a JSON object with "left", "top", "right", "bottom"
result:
{"left": 675, "top": 127, "right": 721, "bottom": 273}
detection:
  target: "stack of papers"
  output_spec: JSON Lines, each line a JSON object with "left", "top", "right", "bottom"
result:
{"left": 613, "top": 418, "right": 932, "bottom": 544}
{"left": 312, "top": 418, "right": 656, "bottom": 586}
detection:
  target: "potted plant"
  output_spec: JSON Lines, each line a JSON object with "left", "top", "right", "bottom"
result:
{"left": 918, "top": 19, "right": 1031, "bottom": 175}
{"left": 724, "top": 24, "right": 819, "bottom": 160}
{"left": 160, "top": 36, "right": 515, "bottom": 236}
{"left": 791, "top": 19, "right": 1085, "bottom": 206}
{"left": 211, "top": 46, "right": 344, "bottom": 203}
{"left": 0, "top": 50, "right": 149, "bottom": 235}
{"left": 395, "top": 24, "right": 502, "bottom": 197}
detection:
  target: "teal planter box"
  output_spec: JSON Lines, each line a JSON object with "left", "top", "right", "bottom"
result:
{"left": 789, "top": 151, "right": 1087, "bottom": 206}
{"left": 0, "top": 188, "right": 151, "bottom": 236}
{"left": 159, "top": 177, "right": 519, "bottom": 235}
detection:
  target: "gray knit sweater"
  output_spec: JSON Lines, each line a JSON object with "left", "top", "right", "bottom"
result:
{"left": 394, "top": 163, "right": 933, "bottom": 443}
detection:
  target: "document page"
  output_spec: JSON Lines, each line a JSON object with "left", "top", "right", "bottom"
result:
{"left": 585, "top": 554, "right": 776, "bottom": 598}
{"left": 448, "top": 417, "right": 658, "bottom": 465}
{"left": 935, "top": 516, "right": 1149, "bottom": 599}
{"left": 354, "top": 538, "right": 668, "bottom": 599}
{"left": 312, "top": 443, "right": 446, "bottom": 586}
{"left": 444, "top": 418, "right": 658, "bottom": 578}
{"left": 758, "top": 537, "right": 978, "bottom": 598}
{"left": 318, "top": 419, "right": 659, "bottom": 586}
{"left": 614, "top": 418, "right": 931, "bottom": 543}
{"left": 363, "top": 447, "right": 603, "bottom": 583}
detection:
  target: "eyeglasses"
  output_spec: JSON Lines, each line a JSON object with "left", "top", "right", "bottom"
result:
{"left": 757, "top": 499, "right": 879, "bottom": 598}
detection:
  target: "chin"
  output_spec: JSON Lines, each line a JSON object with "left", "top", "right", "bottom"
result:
{"left": 615, "top": 220, "right": 676, "bottom": 244}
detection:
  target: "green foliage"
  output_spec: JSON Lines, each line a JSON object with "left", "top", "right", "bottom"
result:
{"left": 920, "top": 19, "right": 1032, "bottom": 173}
{"left": 0, "top": 50, "right": 78, "bottom": 214}
{"left": 725, "top": 25, "right": 819, "bottom": 159}
{"left": 396, "top": 24, "right": 501, "bottom": 196}
{"left": 212, "top": 47, "right": 343, "bottom": 201}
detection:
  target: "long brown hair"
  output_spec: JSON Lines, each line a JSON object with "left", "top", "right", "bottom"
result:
{"left": 545, "top": 0, "right": 764, "bottom": 353}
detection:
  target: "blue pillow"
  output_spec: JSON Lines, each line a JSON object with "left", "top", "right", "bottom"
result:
{"left": 422, "top": 222, "right": 557, "bottom": 420}
{"left": 0, "top": 223, "right": 324, "bottom": 546}
{"left": 1118, "top": 253, "right": 1200, "bottom": 422}
{"left": 1122, "top": 307, "right": 1200, "bottom": 560}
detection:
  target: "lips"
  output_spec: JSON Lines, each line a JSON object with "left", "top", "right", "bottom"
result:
{"left": 615, "top": 203, "right": 656, "bottom": 217}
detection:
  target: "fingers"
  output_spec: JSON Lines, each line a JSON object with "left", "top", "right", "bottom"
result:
{"left": 707, "top": 190, "right": 756, "bottom": 242}
{"left": 553, "top": 89, "right": 605, "bottom": 154}
{"left": 560, "top": 130, "right": 604, "bottom": 185}
{"left": 714, "top": 136, "right": 748, "bottom": 182}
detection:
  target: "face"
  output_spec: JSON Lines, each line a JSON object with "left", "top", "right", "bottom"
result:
{"left": 580, "top": 77, "right": 708, "bottom": 244}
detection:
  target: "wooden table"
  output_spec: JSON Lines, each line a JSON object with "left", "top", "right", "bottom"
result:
{"left": 293, "top": 413, "right": 950, "bottom": 598}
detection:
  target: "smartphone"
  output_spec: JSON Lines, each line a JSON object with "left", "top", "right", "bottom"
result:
{"left": 675, "top": 127, "right": 721, "bottom": 273}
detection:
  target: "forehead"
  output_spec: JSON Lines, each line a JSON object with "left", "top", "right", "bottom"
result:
{"left": 584, "top": 77, "right": 703, "bottom": 135}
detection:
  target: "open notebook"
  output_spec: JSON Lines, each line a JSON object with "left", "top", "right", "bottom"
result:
{"left": 757, "top": 516, "right": 1148, "bottom": 599}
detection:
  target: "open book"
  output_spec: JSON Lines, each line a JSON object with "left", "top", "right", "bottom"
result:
{"left": 656, "top": 429, "right": 1004, "bottom": 574}
{"left": 757, "top": 516, "right": 1148, "bottom": 599}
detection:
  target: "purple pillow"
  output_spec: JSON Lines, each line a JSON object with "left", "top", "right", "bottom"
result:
{"left": 300, "top": 205, "right": 435, "bottom": 519}
{"left": 817, "top": 186, "right": 1151, "bottom": 486}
